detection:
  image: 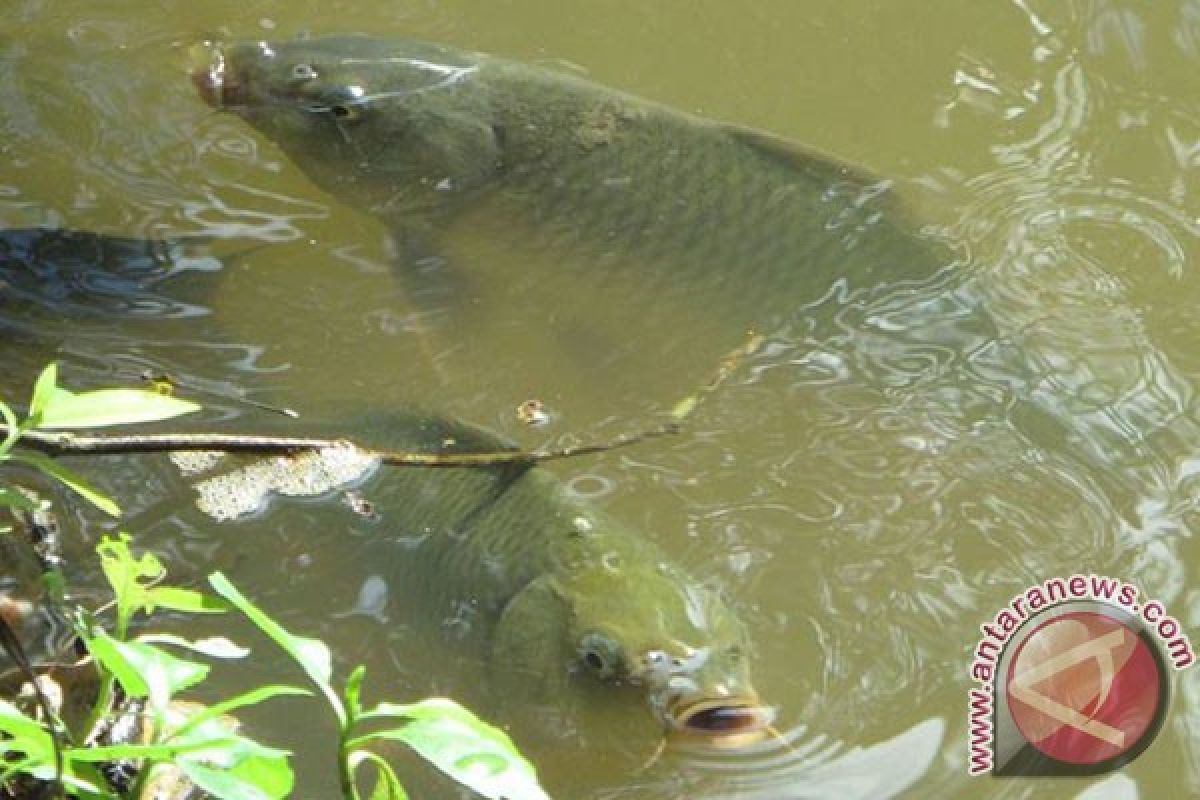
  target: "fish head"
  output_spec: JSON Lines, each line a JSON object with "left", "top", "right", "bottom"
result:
{"left": 191, "top": 35, "right": 503, "bottom": 211}
{"left": 562, "top": 559, "right": 774, "bottom": 747}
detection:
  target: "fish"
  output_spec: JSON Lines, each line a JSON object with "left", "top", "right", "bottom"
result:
{"left": 0, "top": 227, "right": 223, "bottom": 318}
{"left": 190, "top": 35, "right": 952, "bottom": 372}
{"left": 183, "top": 410, "right": 775, "bottom": 747}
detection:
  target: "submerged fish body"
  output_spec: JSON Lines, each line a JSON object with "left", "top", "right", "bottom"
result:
{"left": 365, "top": 415, "right": 772, "bottom": 743}
{"left": 0, "top": 227, "right": 221, "bottom": 318}
{"left": 186, "top": 36, "right": 952, "bottom": 745}
{"left": 191, "top": 412, "right": 773, "bottom": 745}
{"left": 193, "top": 35, "right": 948, "bottom": 330}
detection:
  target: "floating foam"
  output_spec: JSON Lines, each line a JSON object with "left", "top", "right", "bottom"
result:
{"left": 169, "top": 450, "right": 225, "bottom": 476}
{"left": 190, "top": 444, "right": 380, "bottom": 521}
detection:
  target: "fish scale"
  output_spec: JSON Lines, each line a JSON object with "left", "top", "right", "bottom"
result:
{"left": 483, "top": 65, "right": 933, "bottom": 299}
{"left": 191, "top": 33, "right": 952, "bottom": 741}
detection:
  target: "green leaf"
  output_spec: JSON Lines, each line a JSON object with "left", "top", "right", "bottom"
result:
{"left": 0, "top": 398, "right": 21, "bottom": 456}
{"left": 28, "top": 363, "right": 58, "bottom": 423}
{"left": 37, "top": 387, "right": 201, "bottom": 429}
{"left": 144, "top": 586, "right": 231, "bottom": 614}
{"left": 0, "top": 758, "right": 41, "bottom": 788}
{"left": 0, "top": 487, "right": 41, "bottom": 513}
{"left": 208, "top": 572, "right": 344, "bottom": 724}
{"left": 0, "top": 701, "right": 111, "bottom": 794}
{"left": 168, "top": 718, "right": 294, "bottom": 800}
{"left": 348, "top": 751, "right": 408, "bottom": 800}
{"left": 178, "top": 753, "right": 294, "bottom": 800}
{"left": 137, "top": 633, "right": 248, "bottom": 659}
{"left": 345, "top": 664, "right": 367, "bottom": 720}
{"left": 97, "top": 533, "right": 165, "bottom": 631}
{"left": 350, "top": 698, "right": 549, "bottom": 800}
{"left": 171, "top": 686, "right": 311, "bottom": 741}
{"left": 86, "top": 633, "right": 209, "bottom": 711}
{"left": 84, "top": 632, "right": 147, "bottom": 700}
{"left": 0, "top": 748, "right": 106, "bottom": 798}
{"left": 0, "top": 699, "right": 55, "bottom": 757}
{"left": 168, "top": 710, "right": 292, "bottom": 763}
{"left": 11, "top": 451, "right": 120, "bottom": 516}
{"left": 62, "top": 739, "right": 242, "bottom": 763}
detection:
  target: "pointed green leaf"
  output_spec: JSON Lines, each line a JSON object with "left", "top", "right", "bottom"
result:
{"left": 38, "top": 387, "right": 200, "bottom": 429}
{"left": 350, "top": 698, "right": 548, "bottom": 800}
{"left": 178, "top": 746, "right": 294, "bottom": 800}
{"left": 137, "top": 633, "right": 248, "bottom": 659}
{"left": 208, "top": 572, "right": 344, "bottom": 724}
{"left": 86, "top": 633, "right": 209, "bottom": 711}
{"left": 11, "top": 451, "right": 119, "bottom": 516}
{"left": 144, "top": 586, "right": 231, "bottom": 615}
{"left": 28, "top": 363, "right": 58, "bottom": 422}
{"left": 0, "top": 699, "right": 54, "bottom": 751}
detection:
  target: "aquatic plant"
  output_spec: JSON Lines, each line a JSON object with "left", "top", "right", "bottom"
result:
{"left": 0, "top": 366, "right": 548, "bottom": 799}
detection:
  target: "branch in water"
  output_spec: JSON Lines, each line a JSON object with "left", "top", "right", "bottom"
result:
{"left": 1, "top": 332, "right": 761, "bottom": 467}
{"left": 1, "top": 423, "right": 684, "bottom": 467}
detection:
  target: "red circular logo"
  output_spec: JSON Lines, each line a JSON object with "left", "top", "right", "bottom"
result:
{"left": 1005, "top": 611, "right": 1164, "bottom": 765}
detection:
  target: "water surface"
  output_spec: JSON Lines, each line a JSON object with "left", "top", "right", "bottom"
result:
{"left": 3, "top": 1, "right": 1200, "bottom": 797}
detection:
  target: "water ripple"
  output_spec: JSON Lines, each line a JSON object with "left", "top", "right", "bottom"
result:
{"left": 662, "top": 717, "right": 945, "bottom": 800}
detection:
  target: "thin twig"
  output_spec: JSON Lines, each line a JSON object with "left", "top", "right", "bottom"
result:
{"left": 0, "top": 332, "right": 763, "bottom": 467}
{"left": 0, "top": 424, "right": 682, "bottom": 467}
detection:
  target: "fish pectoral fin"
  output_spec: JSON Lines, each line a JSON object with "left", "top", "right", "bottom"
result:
{"left": 491, "top": 575, "right": 572, "bottom": 697}
{"left": 384, "top": 225, "right": 479, "bottom": 317}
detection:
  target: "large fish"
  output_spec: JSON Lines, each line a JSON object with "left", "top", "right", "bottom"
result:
{"left": 185, "top": 411, "right": 774, "bottom": 746}
{"left": 190, "top": 35, "right": 951, "bottom": 375}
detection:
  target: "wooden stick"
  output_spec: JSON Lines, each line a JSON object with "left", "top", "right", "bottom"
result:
{"left": 0, "top": 423, "right": 682, "bottom": 467}
{"left": 0, "top": 332, "right": 763, "bottom": 468}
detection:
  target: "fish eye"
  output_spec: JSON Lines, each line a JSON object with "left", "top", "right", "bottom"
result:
{"left": 290, "top": 63, "right": 317, "bottom": 82}
{"left": 579, "top": 633, "right": 621, "bottom": 680}
{"left": 330, "top": 104, "right": 361, "bottom": 121}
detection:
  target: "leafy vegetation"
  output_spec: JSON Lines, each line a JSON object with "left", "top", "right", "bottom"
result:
{"left": 0, "top": 365, "right": 550, "bottom": 799}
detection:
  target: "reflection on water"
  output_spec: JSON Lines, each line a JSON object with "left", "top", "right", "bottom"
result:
{"left": 0, "top": 227, "right": 220, "bottom": 318}
{"left": 2, "top": 1, "right": 1200, "bottom": 798}
{"left": 664, "top": 717, "right": 944, "bottom": 800}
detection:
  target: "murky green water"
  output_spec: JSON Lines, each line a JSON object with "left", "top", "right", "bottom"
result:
{"left": 4, "top": 1, "right": 1200, "bottom": 797}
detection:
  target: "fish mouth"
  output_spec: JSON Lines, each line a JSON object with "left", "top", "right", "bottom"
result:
{"left": 669, "top": 696, "right": 776, "bottom": 748}
{"left": 189, "top": 41, "right": 240, "bottom": 109}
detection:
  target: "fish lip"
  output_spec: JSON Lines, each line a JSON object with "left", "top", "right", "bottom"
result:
{"left": 667, "top": 696, "right": 776, "bottom": 747}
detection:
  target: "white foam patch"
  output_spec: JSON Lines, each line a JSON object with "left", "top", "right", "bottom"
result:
{"left": 191, "top": 444, "right": 380, "bottom": 521}
{"left": 169, "top": 450, "right": 226, "bottom": 476}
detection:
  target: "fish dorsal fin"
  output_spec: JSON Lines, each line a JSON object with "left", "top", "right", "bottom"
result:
{"left": 721, "top": 123, "right": 890, "bottom": 193}
{"left": 348, "top": 409, "right": 520, "bottom": 455}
